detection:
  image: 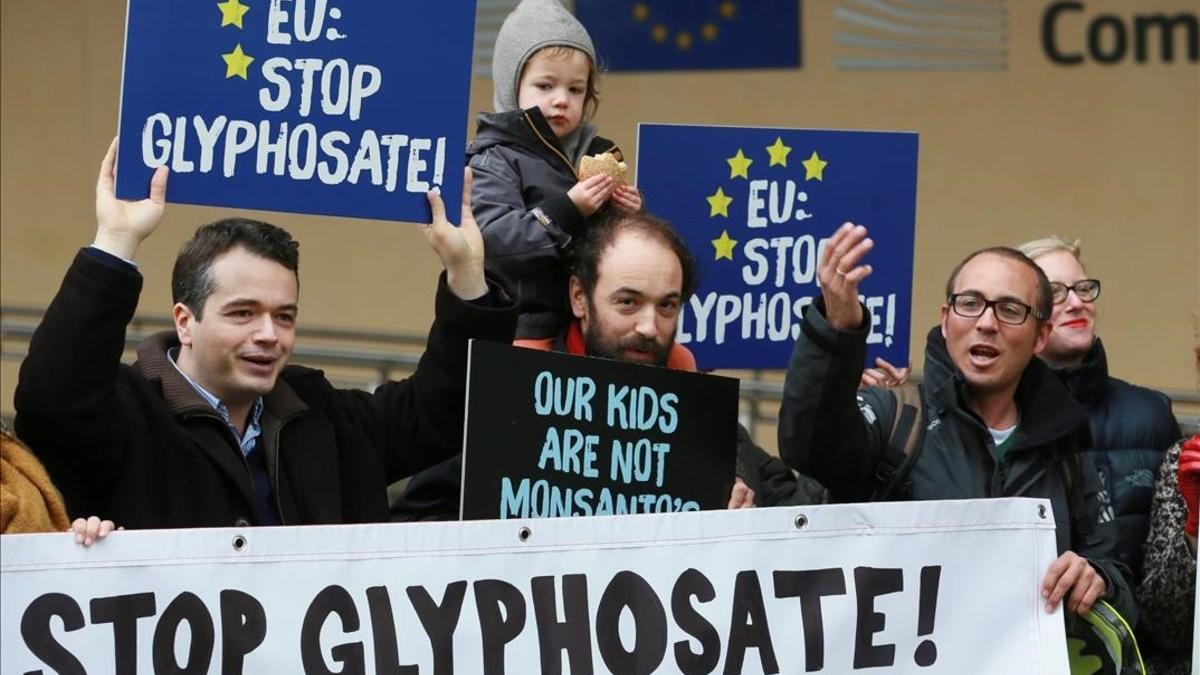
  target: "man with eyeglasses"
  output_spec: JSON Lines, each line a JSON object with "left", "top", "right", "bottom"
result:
{"left": 1018, "top": 237, "right": 1179, "bottom": 586}
{"left": 778, "top": 223, "right": 1134, "bottom": 621}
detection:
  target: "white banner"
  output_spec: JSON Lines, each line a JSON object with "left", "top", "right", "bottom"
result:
{"left": 1, "top": 498, "right": 1068, "bottom": 674}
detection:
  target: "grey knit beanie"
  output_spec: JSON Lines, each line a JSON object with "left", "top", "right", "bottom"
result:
{"left": 491, "top": 0, "right": 596, "bottom": 113}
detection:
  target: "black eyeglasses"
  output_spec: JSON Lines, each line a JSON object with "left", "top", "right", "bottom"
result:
{"left": 948, "top": 293, "right": 1045, "bottom": 325}
{"left": 1050, "top": 279, "right": 1101, "bottom": 304}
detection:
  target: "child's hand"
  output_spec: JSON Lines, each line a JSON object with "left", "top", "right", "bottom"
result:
{"left": 568, "top": 174, "right": 614, "bottom": 217}
{"left": 611, "top": 185, "right": 642, "bottom": 215}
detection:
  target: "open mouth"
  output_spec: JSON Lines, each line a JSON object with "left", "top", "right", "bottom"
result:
{"left": 967, "top": 344, "right": 1000, "bottom": 367}
{"left": 241, "top": 354, "right": 278, "bottom": 375}
{"left": 1060, "top": 318, "right": 1089, "bottom": 329}
{"left": 622, "top": 348, "right": 654, "bottom": 362}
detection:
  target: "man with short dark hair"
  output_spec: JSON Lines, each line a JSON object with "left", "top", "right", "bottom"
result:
{"left": 778, "top": 223, "right": 1134, "bottom": 619}
{"left": 14, "top": 139, "right": 517, "bottom": 529}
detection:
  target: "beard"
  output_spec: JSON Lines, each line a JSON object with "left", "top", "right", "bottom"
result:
{"left": 583, "top": 326, "right": 672, "bottom": 367}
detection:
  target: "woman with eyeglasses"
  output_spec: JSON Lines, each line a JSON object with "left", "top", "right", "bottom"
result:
{"left": 1018, "top": 237, "right": 1182, "bottom": 654}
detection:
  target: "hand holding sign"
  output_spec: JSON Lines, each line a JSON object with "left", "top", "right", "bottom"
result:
{"left": 423, "top": 168, "right": 487, "bottom": 301}
{"left": 94, "top": 138, "right": 169, "bottom": 261}
{"left": 819, "top": 222, "right": 874, "bottom": 332}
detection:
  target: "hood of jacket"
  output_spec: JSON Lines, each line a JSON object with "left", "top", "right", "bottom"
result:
{"left": 469, "top": 108, "right": 600, "bottom": 172}
{"left": 491, "top": 0, "right": 596, "bottom": 114}
{"left": 1050, "top": 337, "right": 1110, "bottom": 408}
{"left": 921, "top": 325, "right": 1090, "bottom": 449}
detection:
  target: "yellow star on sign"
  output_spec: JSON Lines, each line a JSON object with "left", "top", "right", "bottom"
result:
{"left": 766, "top": 137, "right": 792, "bottom": 167}
{"left": 217, "top": 0, "right": 250, "bottom": 28}
{"left": 222, "top": 44, "right": 255, "bottom": 79}
{"left": 632, "top": 2, "right": 649, "bottom": 21}
{"left": 802, "top": 151, "right": 828, "bottom": 181}
{"left": 712, "top": 230, "right": 738, "bottom": 261}
{"left": 726, "top": 149, "right": 753, "bottom": 179}
{"left": 706, "top": 187, "right": 733, "bottom": 217}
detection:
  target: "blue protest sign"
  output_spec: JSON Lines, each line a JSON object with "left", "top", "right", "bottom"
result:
{"left": 637, "top": 124, "right": 919, "bottom": 370}
{"left": 116, "top": 0, "right": 477, "bottom": 222}
{"left": 576, "top": 0, "right": 801, "bottom": 72}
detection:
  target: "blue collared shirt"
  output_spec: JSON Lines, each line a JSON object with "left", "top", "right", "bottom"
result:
{"left": 167, "top": 348, "right": 263, "bottom": 457}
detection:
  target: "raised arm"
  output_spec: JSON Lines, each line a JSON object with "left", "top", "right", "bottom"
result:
{"left": 423, "top": 167, "right": 488, "bottom": 301}
{"left": 92, "top": 137, "right": 169, "bottom": 260}
{"left": 778, "top": 224, "right": 892, "bottom": 501}
{"left": 14, "top": 139, "right": 169, "bottom": 515}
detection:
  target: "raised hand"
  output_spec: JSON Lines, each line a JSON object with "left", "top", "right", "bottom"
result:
{"left": 423, "top": 167, "right": 488, "bottom": 301}
{"left": 93, "top": 137, "right": 169, "bottom": 260}
{"left": 818, "top": 222, "right": 874, "bottom": 331}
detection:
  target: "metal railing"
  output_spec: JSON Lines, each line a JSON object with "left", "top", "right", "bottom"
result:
{"left": 3, "top": 305, "right": 1197, "bottom": 436}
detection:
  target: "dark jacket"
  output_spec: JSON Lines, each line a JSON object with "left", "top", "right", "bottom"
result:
{"left": 468, "top": 107, "right": 620, "bottom": 338}
{"left": 778, "top": 299, "right": 1135, "bottom": 619}
{"left": 735, "top": 425, "right": 828, "bottom": 507}
{"left": 14, "top": 250, "right": 517, "bottom": 529}
{"left": 1053, "top": 338, "right": 1180, "bottom": 579}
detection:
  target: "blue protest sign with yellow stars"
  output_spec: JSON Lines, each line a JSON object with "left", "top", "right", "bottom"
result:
{"left": 576, "top": 0, "right": 800, "bottom": 71}
{"left": 116, "top": 0, "right": 477, "bottom": 222}
{"left": 637, "top": 124, "right": 918, "bottom": 370}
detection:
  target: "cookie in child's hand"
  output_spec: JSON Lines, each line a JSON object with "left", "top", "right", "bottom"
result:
{"left": 578, "top": 152, "right": 628, "bottom": 185}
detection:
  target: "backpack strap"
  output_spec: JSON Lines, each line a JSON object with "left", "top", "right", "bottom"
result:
{"left": 871, "top": 383, "right": 926, "bottom": 501}
{"left": 1056, "top": 436, "right": 1095, "bottom": 545}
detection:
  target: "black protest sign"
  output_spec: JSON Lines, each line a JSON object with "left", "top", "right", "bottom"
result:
{"left": 461, "top": 341, "right": 738, "bottom": 520}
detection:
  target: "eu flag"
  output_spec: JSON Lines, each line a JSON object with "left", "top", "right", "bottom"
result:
{"left": 575, "top": 0, "right": 800, "bottom": 71}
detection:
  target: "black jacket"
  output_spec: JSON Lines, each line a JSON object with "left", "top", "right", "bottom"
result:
{"left": 778, "top": 299, "right": 1135, "bottom": 619}
{"left": 14, "top": 250, "right": 516, "bottom": 528}
{"left": 735, "top": 425, "right": 828, "bottom": 507}
{"left": 468, "top": 107, "right": 620, "bottom": 338}
{"left": 1053, "top": 338, "right": 1180, "bottom": 580}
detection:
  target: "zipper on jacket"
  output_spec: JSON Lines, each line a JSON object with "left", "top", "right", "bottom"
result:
{"left": 990, "top": 457, "right": 1007, "bottom": 497}
{"left": 191, "top": 412, "right": 259, "bottom": 518}
{"left": 523, "top": 111, "right": 579, "bottom": 178}
{"left": 268, "top": 410, "right": 306, "bottom": 525}
{"left": 200, "top": 410, "right": 277, "bottom": 525}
